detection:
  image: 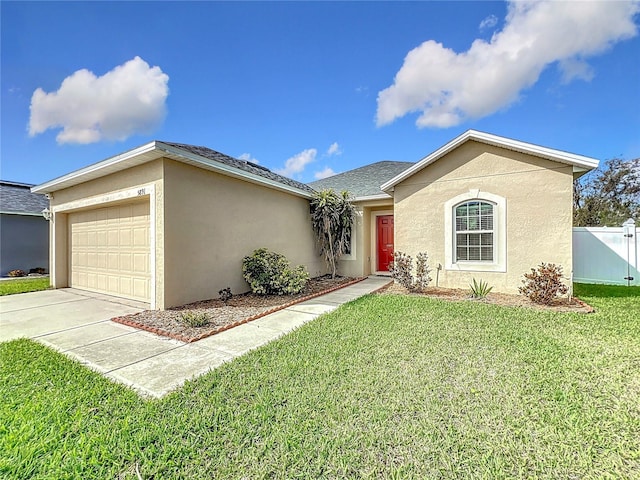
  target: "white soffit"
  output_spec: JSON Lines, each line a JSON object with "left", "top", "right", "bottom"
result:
{"left": 381, "top": 130, "right": 600, "bottom": 192}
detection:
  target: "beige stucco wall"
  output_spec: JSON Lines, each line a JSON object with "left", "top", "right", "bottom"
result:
{"left": 48, "top": 160, "right": 164, "bottom": 308}
{"left": 162, "top": 160, "right": 325, "bottom": 308}
{"left": 393, "top": 141, "right": 574, "bottom": 294}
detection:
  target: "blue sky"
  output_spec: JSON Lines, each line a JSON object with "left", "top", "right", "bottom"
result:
{"left": 2, "top": 1, "right": 639, "bottom": 185}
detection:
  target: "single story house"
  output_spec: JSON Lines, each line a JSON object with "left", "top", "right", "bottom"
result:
{"left": 0, "top": 180, "right": 50, "bottom": 276}
{"left": 312, "top": 130, "right": 599, "bottom": 292}
{"left": 33, "top": 130, "right": 599, "bottom": 309}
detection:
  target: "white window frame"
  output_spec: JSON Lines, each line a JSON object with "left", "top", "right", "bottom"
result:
{"left": 454, "top": 200, "right": 495, "bottom": 262}
{"left": 444, "top": 190, "right": 506, "bottom": 273}
{"left": 341, "top": 210, "right": 360, "bottom": 261}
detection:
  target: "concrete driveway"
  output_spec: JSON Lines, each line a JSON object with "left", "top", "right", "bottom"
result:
{"left": 1, "top": 288, "right": 147, "bottom": 341}
{"left": 1, "top": 277, "right": 391, "bottom": 397}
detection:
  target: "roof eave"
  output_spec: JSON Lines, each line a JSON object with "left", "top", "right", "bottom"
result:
{"left": 31, "top": 141, "right": 313, "bottom": 199}
{"left": 154, "top": 142, "right": 313, "bottom": 199}
{"left": 353, "top": 193, "right": 393, "bottom": 202}
{"left": 0, "top": 210, "right": 46, "bottom": 216}
{"left": 381, "top": 130, "right": 600, "bottom": 191}
{"left": 31, "top": 141, "right": 159, "bottom": 194}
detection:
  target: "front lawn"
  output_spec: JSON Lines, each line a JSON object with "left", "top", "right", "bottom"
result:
{"left": 0, "top": 277, "right": 50, "bottom": 296}
{"left": 1, "top": 285, "right": 639, "bottom": 478}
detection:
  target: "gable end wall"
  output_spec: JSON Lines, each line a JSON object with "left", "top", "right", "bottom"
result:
{"left": 393, "top": 141, "right": 574, "bottom": 293}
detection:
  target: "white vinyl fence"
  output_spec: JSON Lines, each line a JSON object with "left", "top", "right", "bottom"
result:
{"left": 573, "top": 219, "right": 638, "bottom": 286}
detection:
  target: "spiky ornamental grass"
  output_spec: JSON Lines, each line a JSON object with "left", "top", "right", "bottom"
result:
{"left": 1, "top": 284, "right": 639, "bottom": 479}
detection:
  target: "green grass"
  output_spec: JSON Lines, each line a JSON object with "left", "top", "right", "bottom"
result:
{"left": 0, "top": 277, "right": 50, "bottom": 296}
{"left": 1, "top": 285, "right": 639, "bottom": 478}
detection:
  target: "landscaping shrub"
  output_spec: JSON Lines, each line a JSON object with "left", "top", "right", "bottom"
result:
{"left": 218, "top": 287, "right": 232, "bottom": 304}
{"left": 469, "top": 278, "right": 493, "bottom": 299}
{"left": 414, "top": 252, "right": 432, "bottom": 291}
{"left": 7, "top": 269, "right": 26, "bottom": 277}
{"left": 388, "top": 252, "right": 414, "bottom": 290}
{"left": 519, "top": 262, "right": 569, "bottom": 305}
{"left": 180, "top": 311, "right": 210, "bottom": 328}
{"left": 242, "top": 248, "right": 309, "bottom": 295}
{"left": 388, "top": 251, "right": 431, "bottom": 292}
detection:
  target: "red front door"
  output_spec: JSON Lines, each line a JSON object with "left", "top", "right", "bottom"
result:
{"left": 377, "top": 215, "right": 394, "bottom": 272}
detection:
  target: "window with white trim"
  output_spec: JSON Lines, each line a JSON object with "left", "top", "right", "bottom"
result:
{"left": 444, "top": 191, "right": 506, "bottom": 273}
{"left": 454, "top": 201, "right": 494, "bottom": 262}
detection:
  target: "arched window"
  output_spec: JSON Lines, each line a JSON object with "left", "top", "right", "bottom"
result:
{"left": 454, "top": 201, "right": 494, "bottom": 261}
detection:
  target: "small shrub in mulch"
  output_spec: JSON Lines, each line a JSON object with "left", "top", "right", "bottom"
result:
{"left": 112, "top": 275, "right": 364, "bottom": 343}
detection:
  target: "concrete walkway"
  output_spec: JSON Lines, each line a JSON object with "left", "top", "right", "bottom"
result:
{"left": 1, "top": 276, "right": 391, "bottom": 398}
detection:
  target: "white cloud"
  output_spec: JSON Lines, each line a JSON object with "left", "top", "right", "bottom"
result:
{"left": 479, "top": 14, "right": 498, "bottom": 31}
{"left": 377, "top": 0, "right": 640, "bottom": 129}
{"left": 29, "top": 56, "right": 169, "bottom": 144}
{"left": 314, "top": 167, "right": 337, "bottom": 180}
{"left": 274, "top": 148, "right": 317, "bottom": 177}
{"left": 238, "top": 153, "right": 259, "bottom": 164}
{"left": 327, "top": 142, "right": 342, "bottom": 156}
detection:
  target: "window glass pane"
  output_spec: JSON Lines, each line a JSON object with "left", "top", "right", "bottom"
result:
{"left": 454, "top": 200, "right": 496, "bottom": 263}
{"left": 480, "top": 203, "right": 493, "bottom": 215}
{"left": 481, "top": 246, "right": 493, "bottom": 260}
{"left": 468, "top": 247, "right": 481, "bottom": 260}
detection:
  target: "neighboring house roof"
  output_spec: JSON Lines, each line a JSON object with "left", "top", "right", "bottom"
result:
{"left": 382, "top": 130, "right": 600, "bottom": 192}
{"left": 308, "top": 161, "right": 414, "bottom": 199}
{"left": 0, "top": 180, "right": 49, "bottom": 215}
{"left": 32, "top": 141, "right": 315, "bottom": 198}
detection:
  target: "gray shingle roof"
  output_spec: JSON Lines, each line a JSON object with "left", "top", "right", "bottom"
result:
{"left": 162, "top": 142, "right": 316, "bottom": 194}
{"left": 0, "top": 181, "right": 49, "bottom": 214}
{"left": 308, "top": 161, "right": 414, "bottom": 198}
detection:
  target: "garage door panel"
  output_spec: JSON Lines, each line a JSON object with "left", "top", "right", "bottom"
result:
{"left": 69, "top": 201, "right": 150, "bottom": 302}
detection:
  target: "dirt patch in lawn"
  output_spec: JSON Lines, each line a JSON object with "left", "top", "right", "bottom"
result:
{"left": 377, "top": 283, "right": 594, "bottom": 313}
{"left": 113, "top": 276, "right": 363, "bottom": 343}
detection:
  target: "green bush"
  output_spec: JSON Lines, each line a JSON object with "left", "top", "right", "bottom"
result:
{"left": 242, "top": 248, "right": 309, "bottom": 295}
{"left": 519, "top": 262, "right": 569, "bottom": 305}
{"left": 180, "top": 311, "right": 210, "bottom": 328}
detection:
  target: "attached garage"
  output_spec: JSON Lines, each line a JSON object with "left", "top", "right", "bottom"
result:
{"left": 68, "top": 201, "right": 151, "bottom": 302}
{"left": 32, "top": 141, "right": 322, "bottom": 310}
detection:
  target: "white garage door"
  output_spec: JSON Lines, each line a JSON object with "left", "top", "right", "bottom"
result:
{"left": 69, "top": 201, "right": 151, "bottom": 302}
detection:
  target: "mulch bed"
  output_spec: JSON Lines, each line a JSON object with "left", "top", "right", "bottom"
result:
{"left": 112, "top": 276, "right": 364, "bottom": 343}
{"left": 114, "top": 276, "right": 594, "bottom": 344}
{"left": 377, "top": 283, "right": 594, "bottom": 313}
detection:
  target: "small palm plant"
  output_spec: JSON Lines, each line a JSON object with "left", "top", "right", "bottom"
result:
{"left": 309, "top": 189, "right": 356, "bottom": 279}
{"left": 469, "top": 278, "right": 493, "bottom": 299}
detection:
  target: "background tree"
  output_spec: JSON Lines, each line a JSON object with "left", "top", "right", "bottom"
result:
{"left": 310, "top": 189, "right": 356, "bottom": 278}
{"left": 574, "top": 158, "right": 640, "bottom": 226}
